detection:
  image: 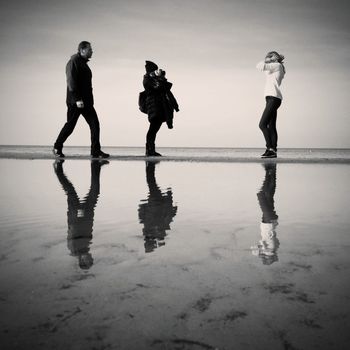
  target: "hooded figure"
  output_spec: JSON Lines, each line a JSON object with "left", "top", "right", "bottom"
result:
{"left": 142, "top": 60, "right": 179, "bottom": 156}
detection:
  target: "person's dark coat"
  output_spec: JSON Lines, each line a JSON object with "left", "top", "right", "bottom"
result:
{"left": 143, "top": 73, "right": 179, "bottom": 124}
{"left": 138, "top": 162, "right": 177, "bottom": 253}
{"left": 66, "top": 53, "right": 94, "bottom": 106}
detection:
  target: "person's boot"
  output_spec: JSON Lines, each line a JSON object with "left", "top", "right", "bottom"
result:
{"left": 151, "top": 143, "right": 162, "bottom": 157}
{"left": 52, "top": 147, "right": 65, "bottom": 158}
{"left": 145, "top": 143, "right": 162, "bottom": 157}
{"left": 145, "top": 143, "right": 152, "bottom": 156}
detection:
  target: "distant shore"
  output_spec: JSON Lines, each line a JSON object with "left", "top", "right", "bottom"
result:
{"left": 1, "top": 145, "right": 350, "bottom": 163}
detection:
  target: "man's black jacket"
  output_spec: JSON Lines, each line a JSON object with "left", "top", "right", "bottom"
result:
{"left": 66, "top": 53, "right": 94, "bottom": 106}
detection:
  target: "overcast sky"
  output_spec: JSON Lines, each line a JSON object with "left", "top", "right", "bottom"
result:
{"left": 0, "top": 0, "right": 349, "bottom": 148}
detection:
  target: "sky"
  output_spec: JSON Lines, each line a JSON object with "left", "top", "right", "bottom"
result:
{"left": 0, "top": 0, "right": 349, "bottom": 148}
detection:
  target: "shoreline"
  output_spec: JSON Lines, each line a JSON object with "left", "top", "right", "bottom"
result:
{"left": 1, "top": 153, "right": 350, "bottom": 164}
{"left": 1, "top": 146, "right": 350, "bottom": 163}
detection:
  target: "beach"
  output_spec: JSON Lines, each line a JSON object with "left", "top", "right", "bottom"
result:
{"left": 1, "top": 148, "right": 350, "bottom": 350}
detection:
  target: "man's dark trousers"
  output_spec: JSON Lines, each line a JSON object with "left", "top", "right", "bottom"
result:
{"left": 54, "top": 104, "right": 101, "bottom": 155}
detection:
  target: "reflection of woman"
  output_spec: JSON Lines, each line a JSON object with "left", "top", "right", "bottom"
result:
{"left": 138, "top": 162, "right": 177, "bottom": 253}
{"left": 252, "top": 162, "right": 280, "bottom": 265}
{"left": 53, "top": 159, "right": 108, "bottom": 269}
{"left": 256, "top": 51, "right": 286, "bottom": 158}
{"left": 143, "top": 61, "right": 179, "bottom": 157}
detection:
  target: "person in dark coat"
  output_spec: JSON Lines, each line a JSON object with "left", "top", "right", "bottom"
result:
{"left": 53, "top": 41, "right": 109, "bottom": 158}
{"left": 53, "top": 159, "right": 108, "bottom": 269}
{"left": 143, "top": 61, "right": 179, "bottom": 156}
{"left": 138, "top": 161, "right": 177, "bottom": 252}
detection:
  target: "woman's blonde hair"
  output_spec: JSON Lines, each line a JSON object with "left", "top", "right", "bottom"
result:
{"left": 267, "top": 51, "right": 285, "bottom": 73}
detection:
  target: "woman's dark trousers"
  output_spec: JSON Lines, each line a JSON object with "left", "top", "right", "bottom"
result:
{"left": 146, "top": 119, "right": 163, "bottom": 146}
{"left": 259, "top": 96, "right": 281, "bottom": 151}
{"left": 54, "top": 104, "right": 101, "bottom": 155}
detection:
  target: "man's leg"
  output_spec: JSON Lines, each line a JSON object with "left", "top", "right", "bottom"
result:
{"left": 81, "top": 106, "right": 101, "bottom": 155}
{"left": 81, "top": 106, "right": 109, "bottom": 158}
{"left": 54, "top": 105, "right": 81, "bottom": 151}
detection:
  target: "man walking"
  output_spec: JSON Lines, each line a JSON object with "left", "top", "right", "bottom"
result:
{"left": 53, "top": 41, "right": 109, "bottom": 158}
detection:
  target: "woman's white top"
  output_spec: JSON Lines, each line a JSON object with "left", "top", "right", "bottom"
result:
{"left": 256, "top": 61, "right": 285, "bottom": 100}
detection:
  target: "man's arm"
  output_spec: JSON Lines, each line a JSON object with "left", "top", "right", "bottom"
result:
{"left": 66, "top": 60, "right": 84, "bottom": 108}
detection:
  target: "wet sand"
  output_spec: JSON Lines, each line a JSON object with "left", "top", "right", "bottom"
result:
{"left": 1, "top": 145, "right": 350, "bottom": 163}
{"left": 0, "top": 158, "right": 349, "bottom": 349}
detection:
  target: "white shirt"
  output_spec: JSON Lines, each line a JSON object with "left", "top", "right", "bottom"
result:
{"left": 256, "top": 61, "right": 285, "bottom": 100}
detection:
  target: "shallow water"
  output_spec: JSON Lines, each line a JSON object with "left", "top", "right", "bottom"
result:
{"left": 0, "top": 159, "right": 349, "bottom": 349}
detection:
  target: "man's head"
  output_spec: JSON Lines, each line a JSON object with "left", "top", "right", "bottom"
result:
{"left": 78, "top": 41, "right": 93, "bottom": 60}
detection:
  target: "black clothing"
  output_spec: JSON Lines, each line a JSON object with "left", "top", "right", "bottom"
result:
{"left": 143, "top": 73, "right": 179, "bottom": 124}
{"left": 54, "top": 105, "right": 101, "bottom": 155}
{"left": 138, "top": 162, "right": 177, "bottom": 253}
{"left": 54, "top": 160, "right": 104, "bottom": 270}
{"left": 145, "top": 61, "right": 158, "bottom": 73}
{"left": 146, "top": 119, "right": 163, "bottom": 145}
{"left": 66, "top": 53, "right": 93, "bottom": 106}
{"left": 259, "top": 96, "right": 281, "bottom": 151}
{"left": 54, "top": 53, "right": 103, "bottom": 154}
{"left": 142, "top": 62, "right": 179, "bottom": 153}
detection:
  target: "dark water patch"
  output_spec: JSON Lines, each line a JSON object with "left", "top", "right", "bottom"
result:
{"left": 32, "top": 256, "right": 45, "bottom": 262}
{"left": 287, "top": 291, "right": 315, "bottom": 304}
{"left": 0, "top": 254, "right": 8, "bottom": 262}
{"left": 287, "top": 262, "right": 312, "bottom": 271}
{"left": 59, "top": 284, "right": 75, "bottom": 290}
{"left": 277, "top": 331, "right": 301, "bottom": 350}
{"left": 193, "top": 296, "right": 212, "bottom": 312}
{"left": 224, "top": 310, "right": 247, "bottom": 322}
{"left": 49, "top": 306, "right": 82, "bottom": 332}
{"left": 265, "top": 283, "right": 295, "bottom": 295}
{"left": 240, "top": 287, "right": 251, "bottom": 295}
{"left": 71, "top": 273, "right": 95, "bottom": 282}
{"left": 152, "top": 338, "right": 218, "bottom": 350}
{"left": 300, "top": 318, "right": 323, "bottom": 329}
{"left": 177, "top": 312, "right": 189, "bottom": 320}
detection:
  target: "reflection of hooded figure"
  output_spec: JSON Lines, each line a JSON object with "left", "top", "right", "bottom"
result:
{"left": 252, "top": 162, "right": 280, "bottom": 265}
{"left": 53, "top": 160, "right": 107, "bottom": 269}
{"left": 138, "top": 162, "right": 177, "bottom": 253}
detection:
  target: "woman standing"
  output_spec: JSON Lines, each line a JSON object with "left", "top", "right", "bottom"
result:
{"left": 143, "top": 60, "right": 179, "bottom": 156}
{"left": 256, "top": 51, "right": 285, "bottom": 158}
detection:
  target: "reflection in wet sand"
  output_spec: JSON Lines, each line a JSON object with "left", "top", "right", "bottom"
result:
{"left": 252, "top": 162, "right": 280, "bottom": 264}
{"left": 53, "top": 159, "right": 108, "bottom": 269}
{"left": 138, "top": 161, "right": 177, "bottom": 253}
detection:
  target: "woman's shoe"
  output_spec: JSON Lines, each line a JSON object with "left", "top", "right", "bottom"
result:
{"left": 261, "top": 149, "right": 277, "bottom": 158}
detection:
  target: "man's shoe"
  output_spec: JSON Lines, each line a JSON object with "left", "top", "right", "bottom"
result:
{"left": 261, "top": 150, "right": 277, "bottom": 158}
{"left": 91, "top": 150, "right": 110, "bottom": 158}
{"left": 52, "top": 148, "right": 65, "bottom": 158}
{"left": 261, "top": 149, "right": 269, "bottom": 157}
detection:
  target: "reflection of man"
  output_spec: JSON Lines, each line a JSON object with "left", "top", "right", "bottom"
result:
{"left": 53, "top": 41, "right": 109, "bottom": 159}
{"left": 138, "top": 162, "right": 177, "bottom": 253}
{"left": 53, "top": 159, "right": 108, "bottom": 269}
{"left": 251, "top": 162, "right": 280, "bottom": 265}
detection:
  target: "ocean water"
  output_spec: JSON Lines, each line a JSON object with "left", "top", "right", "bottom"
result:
{"left": 0, "top": 158, "right": 350, "bottom": 349}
